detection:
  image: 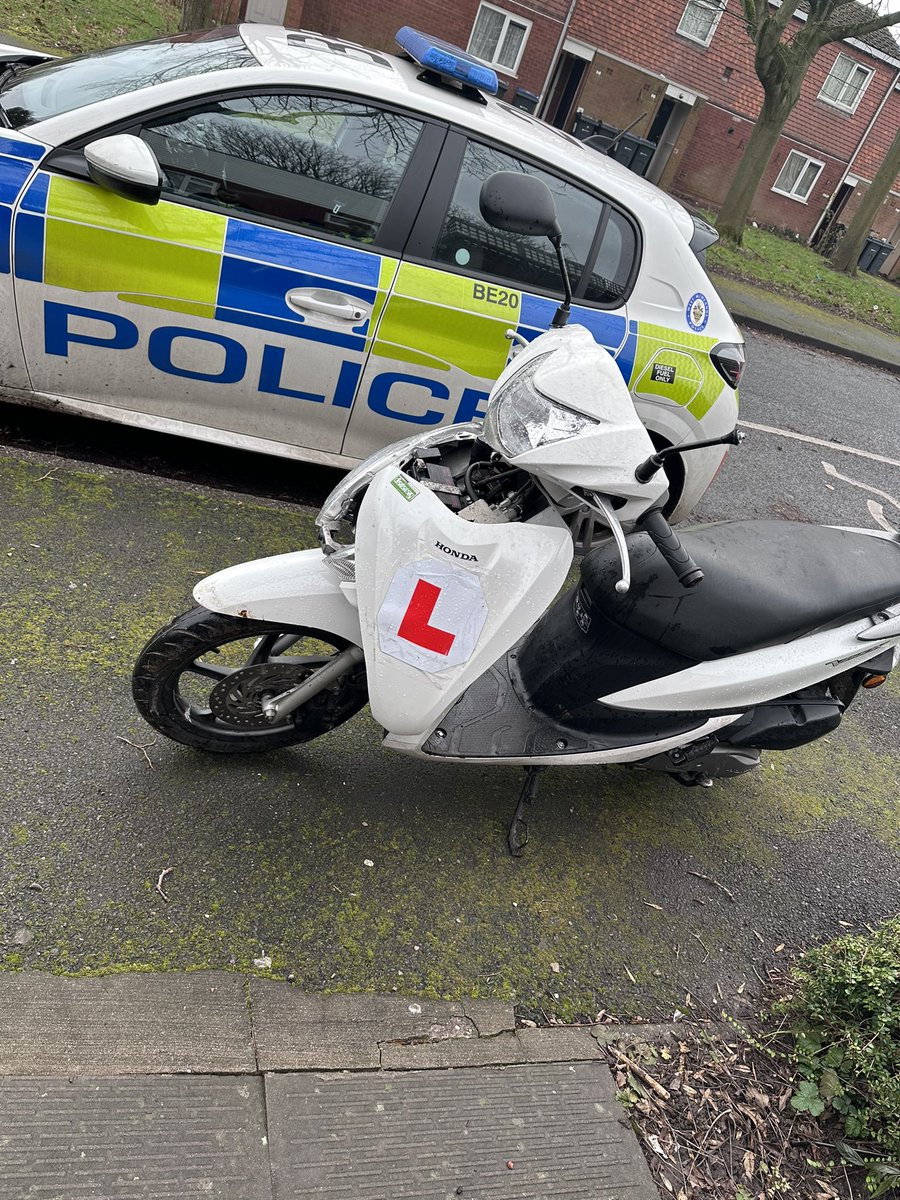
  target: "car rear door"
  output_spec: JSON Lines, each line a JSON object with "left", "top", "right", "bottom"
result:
{"left": 12, "top": 91, "right": 444, "bottom": 461}
{"left": 342, "top": 129, "right": 639, "bottom": 458}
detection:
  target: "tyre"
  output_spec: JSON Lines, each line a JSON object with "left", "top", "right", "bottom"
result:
{"left": 132, "top": 606, "right": 367, "bottom": 753}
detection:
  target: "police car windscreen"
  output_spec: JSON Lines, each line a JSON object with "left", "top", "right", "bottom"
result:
{"left": 0, "top": 30, "right": 255, "bottom": 130}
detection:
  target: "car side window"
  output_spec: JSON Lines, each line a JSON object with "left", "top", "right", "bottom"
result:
{"left": 432, "top": 140, "right": 624, "bottom": 302}
{"left": 583, "top": 210, "right": 638, "bottom": 305}
{"left": 140, "top": 93, "right": 424, "bottom": 244}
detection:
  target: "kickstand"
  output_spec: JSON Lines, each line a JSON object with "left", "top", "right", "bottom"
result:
{"left": 507, "top": 766, "right": 546, "bottom": 857}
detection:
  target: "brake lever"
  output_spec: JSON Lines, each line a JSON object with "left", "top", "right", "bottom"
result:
{"left": 583, "top": 493, "right": 631, "bottom": 594}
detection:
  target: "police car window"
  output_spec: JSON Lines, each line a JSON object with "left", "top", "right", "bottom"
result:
{"left": 433, "top": 141, "right": 604, "bottom": 295}
{"left": 0, "top": 30, "right": 253, "bottom": 130}
{"left": 142, "top": 94, "right": 423, "bottom": 243}
{"left": 583, "top": 210, "right": 637, "bottom": 304}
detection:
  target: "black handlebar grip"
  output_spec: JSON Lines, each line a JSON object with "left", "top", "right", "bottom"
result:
{"left": 640, "top": 509, "right": 704, "bottom": 588}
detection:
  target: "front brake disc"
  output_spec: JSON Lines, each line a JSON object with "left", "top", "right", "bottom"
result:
{"left": 208, "top": 663, "right": 316, "bottom": 728}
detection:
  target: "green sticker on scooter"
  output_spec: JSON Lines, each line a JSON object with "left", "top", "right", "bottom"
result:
{"left": 391, "top": 475, "right": 418, "bottom": 502}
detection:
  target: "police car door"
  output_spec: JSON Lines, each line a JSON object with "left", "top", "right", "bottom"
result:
{"left": 13, "top": 92, "right": 440, "bottom": 461}
{"left": 342, "top": 132, "right": 637, "bottom": 457}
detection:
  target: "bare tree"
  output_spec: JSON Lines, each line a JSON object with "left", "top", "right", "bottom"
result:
{"left": 181, "top": 0, "right": 214, "bottom": 34}
{"left": 829, "top": 124, "right": 900, "bottom": 274}
{"left": 717, "top": 0, "right": 900, "bottom": 244}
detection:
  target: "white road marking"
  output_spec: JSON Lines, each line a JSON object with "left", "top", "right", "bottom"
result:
{"left": 738, "top": 419, "right": 900, "bottom": 470}
{"left": 867, "top": 499, "right": 897, "bottom": 533}
{"left": 820, "top": 458, "right": 900, "bottom": 535}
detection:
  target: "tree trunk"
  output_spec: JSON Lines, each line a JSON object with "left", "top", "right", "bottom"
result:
{"left": 829, "top": 124, "right": 900, "bottom": 275}
{"left": 716, "top": 93, "right": 792, "bottom": 244}
{"left": 180, "top": 0, "right": 214, "bottom": 32}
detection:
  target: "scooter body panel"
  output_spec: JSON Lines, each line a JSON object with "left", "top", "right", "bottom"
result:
{"left": 601, "top": 606, "right": 900, "bottom": 711}
{"left": 193, "top": 548, "right": 362, "bottom": 644}
{"left": 354, "top": 467, "right": 573, "bottom": 738}
{"left": 384, "top": 715, "right": 739, "bottom": 764}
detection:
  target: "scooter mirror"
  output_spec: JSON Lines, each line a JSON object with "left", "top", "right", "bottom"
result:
{"left": 479, "top": 171, "right": 561, "bottom": 238}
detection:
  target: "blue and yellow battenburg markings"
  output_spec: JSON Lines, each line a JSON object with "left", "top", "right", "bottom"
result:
{"left": 3, "top": 159, "right": 721, "bottom": 423}
{"left": 0, "top": 135, "right": 46, "bottom": 274}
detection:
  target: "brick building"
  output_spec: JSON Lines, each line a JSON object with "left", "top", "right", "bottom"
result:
{"left": 567, "top": 0, "right": 900, "bottom": 272}
{"left": 222, "top": 0, "right": 900, "bottom": 273}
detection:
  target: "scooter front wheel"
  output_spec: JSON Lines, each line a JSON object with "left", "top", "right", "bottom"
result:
{"left": 132, "top": 607, "right": 367, "bottom": 753}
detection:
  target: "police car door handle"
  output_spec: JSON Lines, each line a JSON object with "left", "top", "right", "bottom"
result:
{"left": 286, "top": 289, "right": 367, "bottom": 322}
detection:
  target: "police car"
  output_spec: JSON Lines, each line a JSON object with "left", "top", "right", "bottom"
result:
{"left": 0, "top": 25, "right": 743, "bottom": 520}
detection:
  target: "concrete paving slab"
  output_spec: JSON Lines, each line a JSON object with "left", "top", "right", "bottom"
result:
{"left": 0, "top": 971, "right": 254, "bottom": 1074}
{"left": 250, "top": 982, "right": 514, "bottom": 1071}
{"left": 265, "top": 1062, "right": 659, "bottom": 1199}
{"left": 0, "top": 1075, "right": 271, "bottom": 1199}
{"left": 516, "top": 1025, "right": 605, "bottom": 1063}
{"left": 381, "top": 1026, "right": 610, "bottom": 1069}
{"left": 381, "top": 1031, "right": 524, "bottom": 1070}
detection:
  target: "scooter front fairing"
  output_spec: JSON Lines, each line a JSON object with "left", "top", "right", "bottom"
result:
{"left": 354, "top": 466, "right": 573, "bottom": 746}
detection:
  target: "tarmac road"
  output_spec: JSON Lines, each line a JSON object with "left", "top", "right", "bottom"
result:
{"left": 1, "top": 329, "right": 898, "bottom": 1021}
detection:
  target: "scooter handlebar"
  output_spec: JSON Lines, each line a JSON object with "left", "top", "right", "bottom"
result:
{"left": 639, "top": 509, "right": 704, "bottom": 589}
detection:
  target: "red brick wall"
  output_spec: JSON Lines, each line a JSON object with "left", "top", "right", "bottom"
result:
{"left": 851, "top": 87, "right": 900, "bottom": 182}
{"left": 840, "top": 183, "right": 900, "bottom": 243}
{"left": 570, "top": 0, "right": 900, "bottom": 230}
{"left": 671, "top": 102, "right": 850, "bottom": 236}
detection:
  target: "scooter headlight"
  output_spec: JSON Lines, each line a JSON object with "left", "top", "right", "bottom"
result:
{"left": 483, "top": 355, "right": 600, "bottom": 458}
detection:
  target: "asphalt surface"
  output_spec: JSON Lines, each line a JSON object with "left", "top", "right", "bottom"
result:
{"left": 1, "top": 328, "right": 898, "bottom": 1021}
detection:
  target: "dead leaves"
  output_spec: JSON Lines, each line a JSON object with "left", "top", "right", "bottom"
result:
{"left": 617, "top": 1020, "right": 854, "bottom": 1199}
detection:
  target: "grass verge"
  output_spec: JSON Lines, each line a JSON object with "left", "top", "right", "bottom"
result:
{"left": 707, "top": 221, "right": 900, "bottom": 338}
{"left": 0, "top": 0, "right": 179, "bottom": 54}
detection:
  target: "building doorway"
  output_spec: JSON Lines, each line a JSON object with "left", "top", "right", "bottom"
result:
{"left": 811, "top": 178, "right": 856, "bottom": 249}
{"left": 645, "top": 85, "right": 696, "bottom": 185}
{"left": 542, "top": 41, "right": 592, "bottom": 130}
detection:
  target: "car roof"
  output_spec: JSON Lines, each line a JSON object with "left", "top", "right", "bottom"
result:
{"left": 239, "top": 25, "right": 695, "bottom": 239}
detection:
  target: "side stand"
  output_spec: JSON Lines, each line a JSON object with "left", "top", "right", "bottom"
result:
{"left": 507, "top": 766, "right": 546, "bottom": 857}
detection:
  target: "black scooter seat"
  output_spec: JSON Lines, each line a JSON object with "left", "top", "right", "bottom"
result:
{"left": 581, "top": 521, "right": 900, "bottom": 660}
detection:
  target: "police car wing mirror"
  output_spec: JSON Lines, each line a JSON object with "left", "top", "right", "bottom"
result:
{"left": 84, "top": 134, "right": 163, "bottom": 206}
{"left": 479, "top": 171, "right": 560, "bottom": 239}
{"left": 479, "top": 172, "right": 572, "bottom": 328}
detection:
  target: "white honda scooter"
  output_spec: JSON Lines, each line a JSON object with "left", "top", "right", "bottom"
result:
{"left": 133, "top": 173, "right": 900, "bottom": 854}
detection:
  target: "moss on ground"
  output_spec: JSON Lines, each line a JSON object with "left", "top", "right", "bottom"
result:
{"left": 1, "top": 452, "right": 898, "bottom": 1017}
{"left": 0, "top": 455, "right": 318, "bottom": 678}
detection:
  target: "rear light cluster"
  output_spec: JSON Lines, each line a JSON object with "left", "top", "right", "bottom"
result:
{"left": 711, "top": 342, "right": 745, "bottom": 390}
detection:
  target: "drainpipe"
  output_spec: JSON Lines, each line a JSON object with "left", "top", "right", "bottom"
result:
{"left": 808, "top": 65, "right": 900, "bottom": 244}
{"left": 537, "top": 0, "right": 580, "bottom": 118}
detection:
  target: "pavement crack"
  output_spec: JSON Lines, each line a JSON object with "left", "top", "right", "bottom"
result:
{"left": 243, "top": 974, "right": 261, "bottom": 1075}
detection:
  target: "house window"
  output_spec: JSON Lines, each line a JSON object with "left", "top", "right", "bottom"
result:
{"left": 467, "top": 3, "right": 532, "bottom": 74}
{"left": 676, "top": 0, "right": 726, "bottom": 46}
{"left": 772, "top": 150, "right": 824, "bottom": 203}
{"left": 818, "top": 52, "right": 873, "bottom": 113}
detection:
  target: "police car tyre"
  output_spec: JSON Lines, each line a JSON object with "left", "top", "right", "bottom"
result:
{"left": 131, "top": 607, "right": 367, "bottom": 754}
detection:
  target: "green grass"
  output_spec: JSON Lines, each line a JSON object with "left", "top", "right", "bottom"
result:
{"left": 707, "top": 221, "right": 900, "bottom": 337}
{"left": 0, "top": 0, "right": 179, "bottom": 53}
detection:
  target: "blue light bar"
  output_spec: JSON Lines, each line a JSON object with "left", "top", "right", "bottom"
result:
{"left": 395, "top": 26, "right": 499, "bottom": 95}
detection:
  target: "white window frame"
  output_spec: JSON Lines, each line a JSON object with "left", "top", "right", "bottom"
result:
{"left": 817, "top": 51, "right": 874, "bottom": 113}
{"left": 676, "top": 0, "right": 727, "bottom": 47}
{"left": 467, "top": 3, "right": 532, "bottom": 75}
{"left": 772, "top": 150, "right": 825, "bottom": 203}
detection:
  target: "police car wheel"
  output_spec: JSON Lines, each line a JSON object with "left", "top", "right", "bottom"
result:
{"left": 131, "top": 606, "right": 367, "bottom": 753}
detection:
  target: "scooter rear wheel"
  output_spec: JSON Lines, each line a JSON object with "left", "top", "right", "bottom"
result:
{"left": 132, "top": 606, "right": 367, "bottom": 753}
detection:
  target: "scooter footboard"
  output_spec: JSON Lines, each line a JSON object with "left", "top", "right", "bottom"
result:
{"left": 193, "top": 548, "right": 362, "bottom": 643}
